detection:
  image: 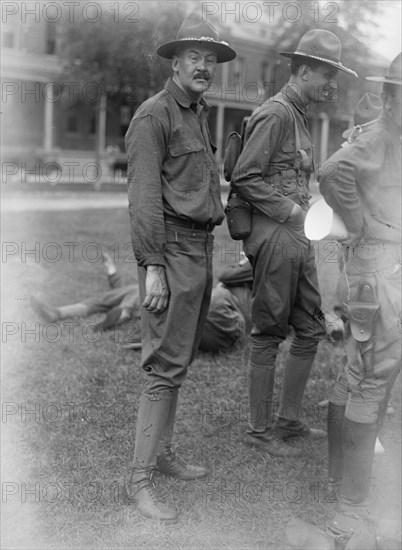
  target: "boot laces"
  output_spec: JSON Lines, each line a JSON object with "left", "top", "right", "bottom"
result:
{"left": 147, "top": 471, "right": 168, "bottom": 504}
{"left": 164, "top": 448, "right": 186, "bottom": 468}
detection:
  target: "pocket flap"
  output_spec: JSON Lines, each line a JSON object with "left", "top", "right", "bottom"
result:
{"left": 169, "top": 139, "right": 204, "bottom": 157}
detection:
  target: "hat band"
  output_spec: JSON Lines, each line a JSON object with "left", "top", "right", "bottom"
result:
{"left": 347, "top": 117, "right": 381, "bottom": 143}
{"left": 294, "top": 49, "right": 340, "bottom": 63}
{"left": 355, "top": 117, "right": 381, "bottom": 130}
{"left": 177, "top": 36, "right": 230, "bottom": 46}
{"left": 293, "top": 52, "right": 357, "bottom": 76}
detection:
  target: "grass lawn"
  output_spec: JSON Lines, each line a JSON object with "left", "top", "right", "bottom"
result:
{"left": 1, "top": 198, "right": 401, "bottom": 549}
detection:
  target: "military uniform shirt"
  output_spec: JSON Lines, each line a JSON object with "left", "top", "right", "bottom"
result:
{"left": 318, "top": 113, "right": 401, "bottom": 243}
{"left": 231, "top": 84, "right": 314, "bottom": 222}
{"left": 126, "top": 78, "right": 224, "bottom": 267}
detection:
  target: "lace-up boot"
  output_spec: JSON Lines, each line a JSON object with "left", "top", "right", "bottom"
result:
{"left": 126, "top": 468, "right": 178, "bottom": 523}
{"left": 156, "top": 447, "right": 209, "bottom": 480}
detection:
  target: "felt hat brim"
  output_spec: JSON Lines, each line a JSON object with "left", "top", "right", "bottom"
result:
{"left": 279, "top": 51, "right": 358, "bottom": 77}
{"left": 366, "top": 76, "right": 402, "bottom": 85}
{"left": 157, "top": 39, "right": 236, "bottom": 63}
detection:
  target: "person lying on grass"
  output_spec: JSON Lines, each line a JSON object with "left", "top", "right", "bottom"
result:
{"left": 30, "top": 252, "right": 253, "bottom": 353}
{"left": 30, "top": 251, "right": 343, "bottom": 350}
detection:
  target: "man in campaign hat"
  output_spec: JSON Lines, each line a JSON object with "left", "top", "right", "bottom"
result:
{"left": 231, "top": 29, "right": 357, "bottom": 458}
{"left": 342, "top": 92, "right": 383, "bottom": 144}
{"left": 317, "top": 52, "right": 401, "bottom": 542}
{"left": 124, "top": 13, "right": 236, "bottom": 522}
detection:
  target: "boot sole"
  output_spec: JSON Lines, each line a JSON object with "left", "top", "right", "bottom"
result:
{"left": 245, "top": 436, "right": 302, "bottom": 457}
{"left": 137, "top": 508, "right": 179, "bottom": 524}
{"left": 155, "top": 469, "right": 210, "bottom": 481}
{"left": 279, "top": 430, "right": 327, "bottom": 441}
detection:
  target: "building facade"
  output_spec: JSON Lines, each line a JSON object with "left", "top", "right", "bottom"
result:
{"left": 1, "top": 3, "right": 388, "bottom": 184}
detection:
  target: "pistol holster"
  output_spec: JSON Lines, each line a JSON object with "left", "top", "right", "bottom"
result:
{"left": 344, "top": 282, "right": 379, "bottom": 343}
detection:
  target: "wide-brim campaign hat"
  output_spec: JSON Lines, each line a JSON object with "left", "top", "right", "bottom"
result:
{"left": 157, "top": 13, "right": 236, "bottom": 63}
{"left": 342, "top": 93, "right": 383, "bottom": 140}
{"left": 279, "top": 29, "right": 357, "bottom": 77}
{"left": 366, "top": 52, "right": 402, "bottom": 85}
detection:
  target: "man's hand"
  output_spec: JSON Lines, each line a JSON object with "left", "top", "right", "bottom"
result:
{"left": 143, "top": 265, "right": 169, "bottom": 313}
{"left": 286, "top": 203, "right": 305, "bottom": 232}
{"left": 338, "top": 230, "right": 361, "bottom": 247}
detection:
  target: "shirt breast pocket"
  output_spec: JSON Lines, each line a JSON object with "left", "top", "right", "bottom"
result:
{"left": 167, "top": 138, "right": 208, "bottom": 192}
{"left": 282, "top": 140, "right": 313, "bottom": 172}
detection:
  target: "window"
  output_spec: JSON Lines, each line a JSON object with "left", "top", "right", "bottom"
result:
{"left": 46, "top": 23, "right": 57, "bottom": 54}
{"left": 89, "top": 115, "right": 96, "bottom": 135}
{"left": 261, "top": 61, "right": 269, "bottom": 82}
{"left": 120, "top": 105, "right": 131, "bottom": 135}
{"left": 3, "top": 31, "right": 15, "bottom": 49}
{"left": 233, "top": 57, "right": 245, "bottom": 84}
{"left": 67, "top": 115, "right": 78, "bottom": 133}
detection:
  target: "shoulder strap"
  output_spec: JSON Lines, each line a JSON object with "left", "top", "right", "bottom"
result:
{"left": 273, "top": 97, "right": 302, "bottom": 156}
{"left": 240, "top": 116, "right": 250, "bottom": 148}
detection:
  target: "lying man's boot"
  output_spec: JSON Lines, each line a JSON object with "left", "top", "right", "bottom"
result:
{"left": 156, "top": 447, "right": 209, "bottom": 480}
{"left": 125, "top": 468, "right": 178, "bottom": 523}
{"left": 327, "top": 510, "right": 375, "bottom": 539}
{"left": 345, "top": 530, "right": 377, "bottom": 550}
{"left": 275, "top": 419, "right": 327, "bottom": 440}
{"left": 245, "top": 429, "right": 302, "bottom": 457}
{"left": 30, "top": 296, "right": 60, "bottom": 323}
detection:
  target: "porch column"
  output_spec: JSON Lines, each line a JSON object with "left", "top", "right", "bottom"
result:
{"left": 97, "top": 92, "right": 107, "bottom": 157}
{"left": 215, "top": 62, "right": 229, "bottom": 163}
{"left": 215, "top": 103, "right": 225, "bottom": 163}
{"left": 320, "top": 112, "right": 330, "bottom": 163}
{"left": 43, "top": 82, "right": 54, "bottom": 151}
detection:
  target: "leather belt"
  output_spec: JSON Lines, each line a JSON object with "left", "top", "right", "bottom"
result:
{"left": 164, "top": 215, "right": 215, "bottom": 232}
{"left": 345, "top": 242, "right": 401, "bottom": 271}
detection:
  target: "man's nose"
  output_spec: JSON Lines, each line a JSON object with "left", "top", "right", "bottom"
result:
{"left": 196, "top": 56, "right": 207, "bottom": 70}
{"left": 328, "top": 79, "right": 338, "bottom": 92}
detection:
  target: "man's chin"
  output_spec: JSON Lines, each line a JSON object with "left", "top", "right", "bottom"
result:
{"left": 322, "top": 90, "right": 338, "bottom": 102}
{"left": 192, "top": 80, "right": 210, "bottom": 92}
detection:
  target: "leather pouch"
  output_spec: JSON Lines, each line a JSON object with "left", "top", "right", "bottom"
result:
{"left": 345, "top": 282, "right": 379, "bottom": 342}
{"left": 225, "top": 192, "right": 252, "bottom": 240}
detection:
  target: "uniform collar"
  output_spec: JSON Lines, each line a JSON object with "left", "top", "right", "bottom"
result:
{"left": 281, "top": 83, "right": 308, "bottom": 118}
{"left": 379, "top": 110, "right": 402, "bottom": 140}
{"left": 165, "top": 77, "right": 209, "bottom": 112}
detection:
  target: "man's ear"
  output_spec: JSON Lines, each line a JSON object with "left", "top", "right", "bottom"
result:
{"left": 300, "top": 64, "right": 310, "bottom": 81}
{"left": 382, "top": 91, "right": 391, "bottom": 111}
{"left": 172, "top": 56, "right": 179, "bottom": 73}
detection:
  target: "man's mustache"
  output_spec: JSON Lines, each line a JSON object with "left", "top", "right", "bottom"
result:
{"left": 193, "top": 71, "right": 211, "bottom": 81}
